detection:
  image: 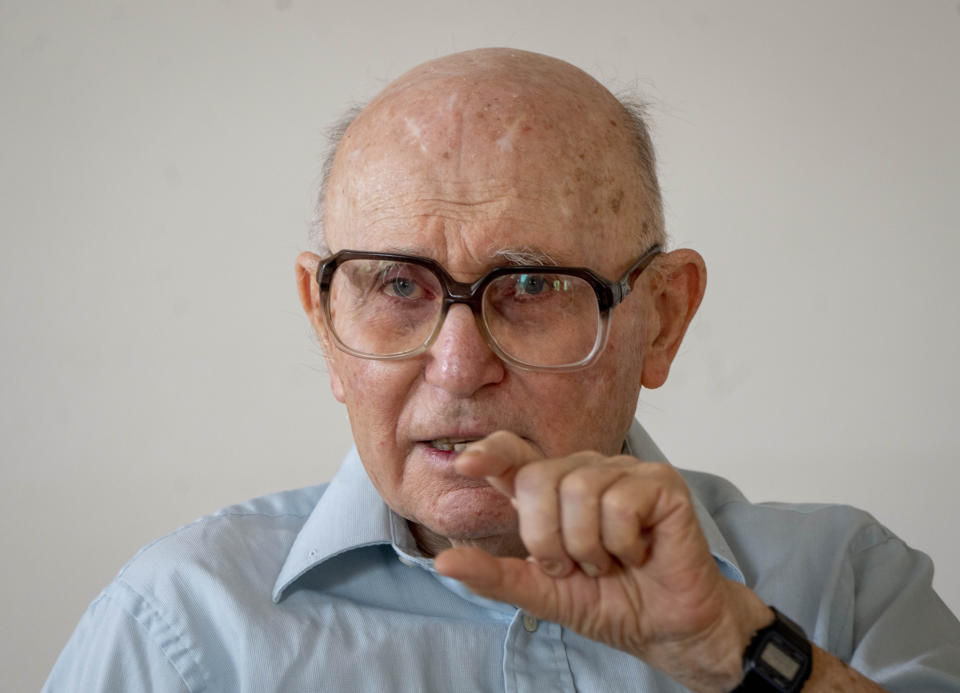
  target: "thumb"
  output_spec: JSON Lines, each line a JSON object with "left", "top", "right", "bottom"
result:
{"left": 434, "top": 546, "right": 560, "bottom": 618}
{"left": 455, "top": 431, "right": 542, "bottom": 499}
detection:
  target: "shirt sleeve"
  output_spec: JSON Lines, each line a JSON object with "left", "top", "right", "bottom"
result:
{"left": 42, "top": 582, "right": 197, "bottom": 693}
{"left": 846, "top": 526, "right": 960, "bottom": 691}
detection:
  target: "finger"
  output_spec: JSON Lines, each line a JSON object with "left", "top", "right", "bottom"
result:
{"left": 454, "top": 430, "right": 542, "bottom": 498}
{"left": 558, "top": 464, "right": 629, "bottom": 577}
{"left": 434, "top": 546, "right": 568, "bottom": 623}
{"left": 514, "top": 455, "right": 593, "bottom": 577}
{"left": 600, "top": 464, "right": 692, "bottom": 568}
{"left": 600, "top": 485, "right": 647, "bottom": 568}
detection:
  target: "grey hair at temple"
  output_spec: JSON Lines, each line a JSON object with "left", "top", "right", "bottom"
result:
{"left": 306, "top": 97, "right": 667, "bottom": 258}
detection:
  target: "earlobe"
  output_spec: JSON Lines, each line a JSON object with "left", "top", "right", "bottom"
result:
{"left": 326, "top": 357, "right": 346, "bottom": 403}
{"left": 640, "top": 249, "right": 707, "bottom": 389}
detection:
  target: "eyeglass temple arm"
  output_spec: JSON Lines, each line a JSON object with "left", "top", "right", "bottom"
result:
{"left": 612, "top": 245, "right": 662, "bottom": 305}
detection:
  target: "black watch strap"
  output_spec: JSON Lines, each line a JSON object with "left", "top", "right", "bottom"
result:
{"left": 732, "top": 606, "right": 812, "bottom": 693}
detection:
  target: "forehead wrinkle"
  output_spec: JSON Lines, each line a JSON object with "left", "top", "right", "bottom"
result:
{"left": 371, "top": 244, "right": 562, "bottom": 276}
{"left": 350, "top": 177, "right": 565, "bottom": 226}
{"left": 355, "top": 173, "right": 547, "bottom": 204}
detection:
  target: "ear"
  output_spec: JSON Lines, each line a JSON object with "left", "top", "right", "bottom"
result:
{"left": 640, "top": 248, "right": 707, "bottom": 389}
{"left": 296, "top": 252, "right": 346, "bottom": 403}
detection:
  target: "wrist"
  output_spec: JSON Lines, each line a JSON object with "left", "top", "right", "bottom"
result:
{"left": 711, "top": 582, "right": 776, "bottom": 691}
{"left": 662, "top": 581, "right": 774, "bottom": 693}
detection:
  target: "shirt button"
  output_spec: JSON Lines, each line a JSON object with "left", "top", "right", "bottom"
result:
{"left": 397, "top": 555, "right": 417, "bottom": 568}
{"left": 522, "top": 612, "right": 538, "bottom": 633}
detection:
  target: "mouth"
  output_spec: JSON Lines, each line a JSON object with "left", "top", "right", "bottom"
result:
{"left": 426, "top": 437, "right": 483, "bottom": 453}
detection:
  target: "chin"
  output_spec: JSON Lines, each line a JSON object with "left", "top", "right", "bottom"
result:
{"left": 419, "top": 485, "right": 518, "bottom": 542}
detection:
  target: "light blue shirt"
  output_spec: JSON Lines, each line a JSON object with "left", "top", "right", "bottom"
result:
{"left": 44, "top": 421, "right": 960, "bottom": 692}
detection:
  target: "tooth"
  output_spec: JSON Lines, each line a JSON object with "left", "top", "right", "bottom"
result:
{"left": 430, "top": 438, "right": 478, "bottom": 452}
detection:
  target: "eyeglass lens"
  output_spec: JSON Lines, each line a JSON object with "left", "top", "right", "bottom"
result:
{"left": 326, "top": 258, "right": 602, "bottom": 368}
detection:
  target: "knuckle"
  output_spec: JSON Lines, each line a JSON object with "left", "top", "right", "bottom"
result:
{"left": 601, "top": 486, "right": 637, "bottom": 519}
{"left": 646, "top": 460, "right": 680, "bottom": 483}
{"left": 558, "top": 471, "right": 597, "bottom": 503}
{"left": 611, "top": 454, "right": 640, "bottom": 467}
{"left": 569, "top": 450, "right": 601, "bottom": 465}
{"left": 649, "top": 463, "right": 694, "bottom": 502}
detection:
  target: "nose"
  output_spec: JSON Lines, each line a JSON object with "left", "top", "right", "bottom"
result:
{"left": 424, "top": 304, "right": 505, "bottom": 396}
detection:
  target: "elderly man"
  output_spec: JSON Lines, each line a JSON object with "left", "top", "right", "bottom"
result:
{"left": 45, "top": 49, "right": 959, "bottom": 692}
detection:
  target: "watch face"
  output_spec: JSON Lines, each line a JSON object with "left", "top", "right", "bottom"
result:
{"left": 757, "top": 632, "right": 806, "bottom": 688}
{"left": 759, "top": 639, "right": 801, "bottom": 680}
{"left": 739, "top": 607, "right": 812, "bottom": 693}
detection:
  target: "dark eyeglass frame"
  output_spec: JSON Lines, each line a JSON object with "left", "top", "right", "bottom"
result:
{"left": 316, "top": 244, "right": 662, "bottom": 371}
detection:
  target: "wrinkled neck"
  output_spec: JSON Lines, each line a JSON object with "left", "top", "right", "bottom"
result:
{"left": 410, "top": 520, "right": 527, "bottom": 559}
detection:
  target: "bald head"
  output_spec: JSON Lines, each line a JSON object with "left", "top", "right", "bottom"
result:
{"left": 366, "top": 48, "right": 622, "bottom": 115}
{"left": 311, "top": 48, "right": 664, "bottom": 259}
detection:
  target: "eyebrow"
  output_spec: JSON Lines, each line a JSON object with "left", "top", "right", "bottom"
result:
{"left": 492, "top": 247, "right": 559, "bottom": 266}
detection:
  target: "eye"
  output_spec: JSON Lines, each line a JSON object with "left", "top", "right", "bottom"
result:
{"left": 377, "top": 263, "right": 433, "bottom": 301}
{"left": 516, "top": 274, "right": 547, "bottom": 295}
{"left": 389, "top": 276, "right": 418, "bottom": 298}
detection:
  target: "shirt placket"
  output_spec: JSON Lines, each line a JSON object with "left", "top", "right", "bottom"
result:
{"left": 503, "top": 609, "right": 576, "bottom": 693}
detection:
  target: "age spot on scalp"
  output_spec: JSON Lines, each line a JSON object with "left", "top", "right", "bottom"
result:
{"left": 610, "top": 189, "right": 624, "bottom": 214}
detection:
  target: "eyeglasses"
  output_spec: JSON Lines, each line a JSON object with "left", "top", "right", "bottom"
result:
{"left": 316, "top": 245, "right": 661, "bottom": 372}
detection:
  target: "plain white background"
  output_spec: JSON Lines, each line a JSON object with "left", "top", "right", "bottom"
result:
{"left": 2, "top": 1, "right": 958, "bottom": 689}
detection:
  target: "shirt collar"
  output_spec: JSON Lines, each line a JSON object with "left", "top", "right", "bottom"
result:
{"left": 272, "top": 447, "right": 394, "bottom": 602}
{"left": 273, "top": 420, "right": 744, "bottom": 602}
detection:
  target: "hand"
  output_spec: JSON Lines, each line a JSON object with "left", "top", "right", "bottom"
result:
{"left": 433, "top": 431, "right": 773, "bottom": 693}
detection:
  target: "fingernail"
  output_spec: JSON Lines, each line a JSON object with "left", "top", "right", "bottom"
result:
{"left": 538, "top": 560, "right": 565, "bottom": 577}
{"left": 581, "top": 563, "right": 600, "bottom": 578}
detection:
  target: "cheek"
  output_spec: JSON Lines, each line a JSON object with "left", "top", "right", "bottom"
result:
{"left": 518, "top": 360, "right": 639, "bottom": 459}
{"left": 602, "top": 337, "right": 645, "bottom": 404}
{"left": 577, "top": 324, "right": 646, "bottom": 449}
{"left": 333, "top": 360, "right": 419, "bottom": 506}
{"left": 334, "top": 358, "right": 419, "bottom": 452}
